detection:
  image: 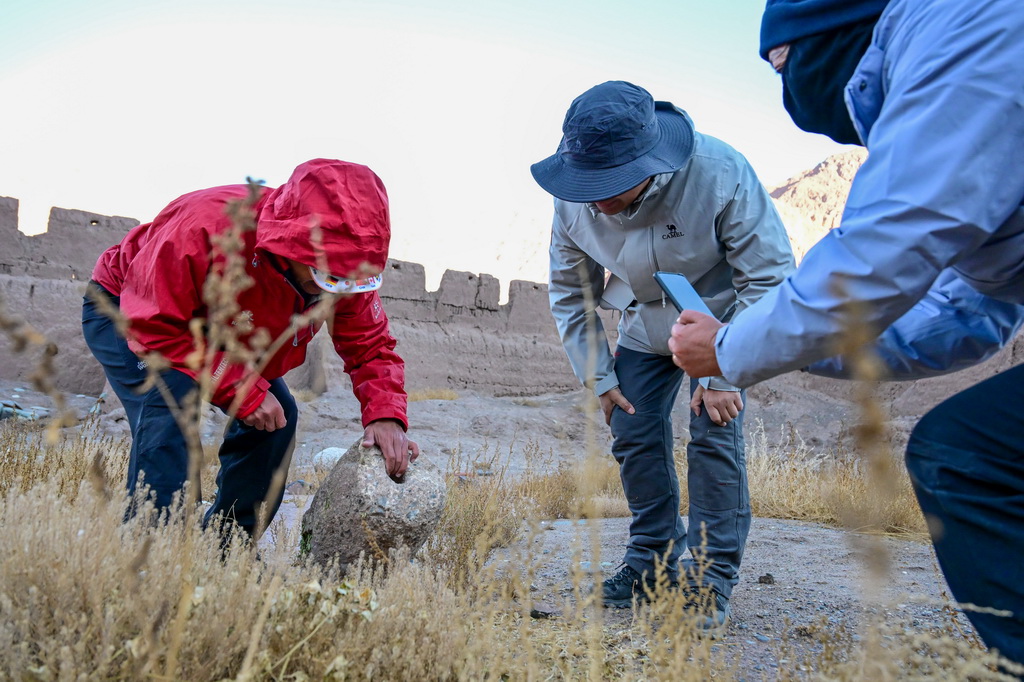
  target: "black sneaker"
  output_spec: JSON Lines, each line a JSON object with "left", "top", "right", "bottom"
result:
{"left": 683, "top": 587, "right": 731, "bottom": 635}
{"left": 600, "top": 564, "right": 651, "bottom": 608}
{"left": 600, "top": 564, "right": 681, "bottom": 608}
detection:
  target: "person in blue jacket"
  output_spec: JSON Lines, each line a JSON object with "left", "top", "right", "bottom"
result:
{"left": 669, "top": 0, "right": 1024, "bottom": 667}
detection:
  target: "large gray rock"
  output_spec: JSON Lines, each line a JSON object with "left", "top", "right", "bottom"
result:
{"left": 300, "top": 439, "right": 447, "bottom": 570}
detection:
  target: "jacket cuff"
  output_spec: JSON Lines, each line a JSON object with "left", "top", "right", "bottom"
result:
{"left": 713, "top": 325, "right": 747, "bottom": 388}
{"left": 362, "top": 408, "right": 409, "bottom": 432}
{"left": 593, "top": 372, "right": 620, "bottom": 397}
{"left": 235, "top": 377, "right": 271, "bottom": 419}
{"left": 707, "top": 376, "right": 741, "bottom": 392}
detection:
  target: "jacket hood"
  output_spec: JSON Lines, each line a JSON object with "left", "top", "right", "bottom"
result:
{"left": 759, "top": 0, "right": 889, "bottom": 60}
{"left": 255, "top": 159, "right": 391, "bottom": 279}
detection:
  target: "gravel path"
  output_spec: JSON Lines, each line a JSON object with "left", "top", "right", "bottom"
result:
{"left": 498, "top": 516, "right": 977, "bottom": 679}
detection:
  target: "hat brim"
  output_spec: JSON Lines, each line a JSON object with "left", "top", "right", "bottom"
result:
{"left": 530, "top": 102, "right": 696, "bottom": 203}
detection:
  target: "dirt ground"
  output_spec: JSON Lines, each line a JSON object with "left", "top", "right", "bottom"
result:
{"left": 511, "top": 516, "right": 973, "bottom": 678}
{"left": 272, "top": 489, "right": 973, "bottom": 679}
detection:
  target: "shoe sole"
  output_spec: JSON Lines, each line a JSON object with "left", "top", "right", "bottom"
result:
{"left": 601, "top": 596, "right": 650, "bottom": 609}
{"left": 603, "top": 599, "right": 643, "bottom": 609}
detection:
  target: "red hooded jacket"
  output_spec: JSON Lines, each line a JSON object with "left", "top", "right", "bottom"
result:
{"left": 91, "top": 159, "right": 407, "bottom": 427}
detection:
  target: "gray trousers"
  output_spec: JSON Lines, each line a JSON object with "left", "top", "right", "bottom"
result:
{"left": 610, "top": 347, "right": 750, "bottom": 598}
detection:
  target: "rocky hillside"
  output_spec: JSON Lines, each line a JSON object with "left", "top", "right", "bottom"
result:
{"left": 769, "top": 149, "right": 867, "bottom": 260}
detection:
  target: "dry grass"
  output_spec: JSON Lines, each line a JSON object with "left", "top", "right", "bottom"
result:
{"left": 3, "top": 414, "right": 1022, "bottom": 679}
{"left": 512, "top": 440, "right": 627, "bottom": 519}
{"left": 290, "top": 388, "right": 320, "bottom": 403}
{"left": 0, "top": 419, "right": 733, "bottom": 680}
{"left": 421, "top": 443, "right": 524, "bottom": 587}
{"left": 702, "top": 420, "right": 925, "bottom": 537}
{"left": 0, "top": 473, "right": 463, "bottom": 679}
{"left": 504, "top": 420, "right": 926, "bottom": 538}
{"left": 407, "top": 387, "right": 459, "bottom": 402}
{"left": 0, "top": 417, "right": 129, "bottom": 500}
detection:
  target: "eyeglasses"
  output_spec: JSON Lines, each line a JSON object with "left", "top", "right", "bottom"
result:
{"left": 310, "top": 267, "right": 383, "bottom": 294}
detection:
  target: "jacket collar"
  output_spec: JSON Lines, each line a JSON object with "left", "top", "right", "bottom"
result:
{"left": 586, "top": 171, "right": 674, "bottom": 221}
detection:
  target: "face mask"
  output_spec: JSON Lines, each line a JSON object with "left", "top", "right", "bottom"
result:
{"left": 780, "top": 18, "right": 877, "bottom": 146}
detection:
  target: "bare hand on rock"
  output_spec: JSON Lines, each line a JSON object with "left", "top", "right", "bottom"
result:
{"left": 363, "top": 418, "right": 419, "bottom": 480}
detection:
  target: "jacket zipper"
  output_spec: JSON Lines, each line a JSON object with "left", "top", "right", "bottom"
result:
{"left": 254, "top": 254, "right": 318, "bottom": 347}
{"left": 293, "top": 296, "right": 317, "bottom": 346}
{"left": 650, "top": 226, "right": 666, "bottom": 308}
{"left": 293, "top": 321, "right": 316, "bottom": 346}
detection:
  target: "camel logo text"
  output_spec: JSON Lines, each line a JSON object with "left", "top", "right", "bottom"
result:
{"left": 662, "top": 224, "right": 683, "bottom": 240}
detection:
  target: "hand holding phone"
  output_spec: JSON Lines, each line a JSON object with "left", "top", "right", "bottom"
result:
{"left": 656, "top": 272, "right": 716, "bottom": 387}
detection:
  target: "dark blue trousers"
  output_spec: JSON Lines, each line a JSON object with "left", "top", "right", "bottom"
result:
{"left": 610, "top": 347, "right": 750, "bottom": 598}
{"left": 81, "top": 288, "right": 296, "bottom": 537}
{"left": 905, "top": 364, "right": 1024, "bottom": 667}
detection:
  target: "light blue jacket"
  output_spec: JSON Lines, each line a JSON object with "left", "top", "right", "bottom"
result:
{"left": 717, "top": 0, "right": 1024, "bottom": 387}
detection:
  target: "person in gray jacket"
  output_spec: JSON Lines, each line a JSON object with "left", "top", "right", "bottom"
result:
{"left": 531, "top": 81, "right": 794, "bottom": 628}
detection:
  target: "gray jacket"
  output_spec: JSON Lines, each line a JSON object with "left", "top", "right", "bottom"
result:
{"left": 548, "top": 127, "right": 795, "bottom": 394}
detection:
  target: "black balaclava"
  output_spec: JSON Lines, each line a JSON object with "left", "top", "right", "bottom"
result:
{"left": 780, "top": 18, "right": 877, "bottom": 146}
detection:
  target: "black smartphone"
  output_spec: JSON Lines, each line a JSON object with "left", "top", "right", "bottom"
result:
{"left": 653, "top": 271, "right": 713, "bottom": 316}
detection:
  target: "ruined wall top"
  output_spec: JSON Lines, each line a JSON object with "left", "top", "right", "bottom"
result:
{"left": 0, "top": 195, "right": 549, "bottom": 311}
{"left": 0, "top": 196, "right": 140, "bottom": 280}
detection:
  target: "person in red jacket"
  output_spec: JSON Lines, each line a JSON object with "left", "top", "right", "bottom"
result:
{"left": 82, "top": 158, "right": 418, "bottom": 538}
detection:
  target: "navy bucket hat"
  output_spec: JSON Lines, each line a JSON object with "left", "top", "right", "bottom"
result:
{"left": 531, "top": 81, "right": 695, "bottom": 203}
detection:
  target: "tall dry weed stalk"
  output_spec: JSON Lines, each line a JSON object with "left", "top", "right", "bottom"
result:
{"left": 829, "top": 279, "right": 899, "bottom": 585}
{"left": 813, "top": 277, "right": 1018, "bottom": 677}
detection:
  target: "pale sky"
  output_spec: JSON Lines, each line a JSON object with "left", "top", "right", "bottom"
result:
{"left": 0, "top": 0, "right": 848, "bottom": 290}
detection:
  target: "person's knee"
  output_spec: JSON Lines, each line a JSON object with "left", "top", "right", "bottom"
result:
{"left": 612, "top": 425, "right": 671, "bottom": 473}
{"left": 905, "top": 399, "right": 969, "bottom": 490}
{"left": 611, "top": 407, "right": 660, "bottom": 442}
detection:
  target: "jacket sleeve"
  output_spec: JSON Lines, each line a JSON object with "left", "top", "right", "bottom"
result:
{"left": 548, "top": 209, "right": 617, "bottom": 395}
{"left": 806, "top": 271, "right": 1024, "bottom": 380}
{"left": 716, "top": 5, "right": 1024, "bottom": 388}
{"left": 706, "top": 156, "right": 796, "bottom": 391}
{"left": 330, "top": 291, "right": 408, "bottom": 429}
{"left": 119, "top": 224, "right": 268, "bottom": 418}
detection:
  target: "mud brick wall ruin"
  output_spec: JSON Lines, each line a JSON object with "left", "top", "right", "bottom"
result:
{"left": 0, "top": 195, "right": 601, "bottom": 397}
